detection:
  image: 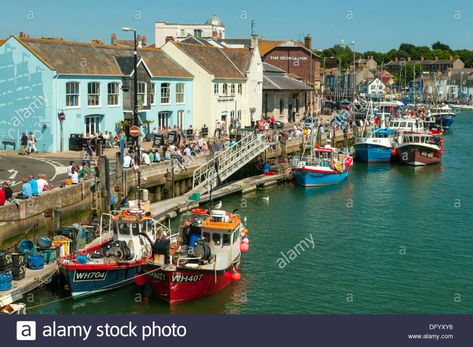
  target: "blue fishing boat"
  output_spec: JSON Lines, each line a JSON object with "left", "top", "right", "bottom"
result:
{"left": 429, "top": 105, "right": 456, "bottom": 130}
{"left": 292, "top": 146, "right": 353, "bottom": 187}
{"left": 354, "top": 128, "right": 396, "bottom": 163}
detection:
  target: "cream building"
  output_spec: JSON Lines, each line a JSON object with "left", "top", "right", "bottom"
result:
{"left": 155, "top": 15, "right": 225, "bottom": 48}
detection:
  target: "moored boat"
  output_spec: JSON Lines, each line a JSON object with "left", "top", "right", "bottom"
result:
{"left": 57, "top": 208, "right": 169, "bottom": 299}
{"left": 429, "top": 105, "right": 456, "bottom": 130}
{"left": 292, "top": 146, "right": 353, "bottom": 187}
{"left": 142, "top": 208, "right": 248, "bottom": 303}
{"left": 354, "top": 128, "right": 396, "bottom": 163}
{"left": 396, "top": 132, "right": 444, "bottom": 166}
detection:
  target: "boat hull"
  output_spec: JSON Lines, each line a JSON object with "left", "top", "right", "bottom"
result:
{"left": 60, "top": 262, "right": 142, "bottom": 299}
{"left": 294, "top": 168, "right": 349, "bottom": 187}
{"left": 441, "top": 115, "right": 455, "bottom": 130}
{"left": 354, "top": 143, "right": 392, "bottom": 163}
{"left": 397, "top": 145, "right": 442, "bottom": 166}
{"left": 143, "top": 264, "right": 238, "bottom": 303}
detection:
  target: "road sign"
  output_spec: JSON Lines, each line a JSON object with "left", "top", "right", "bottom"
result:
{"left": 129, "top": 126, "right": 140, "bottom": 137}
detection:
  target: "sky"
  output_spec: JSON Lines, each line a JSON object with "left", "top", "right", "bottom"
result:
{"left": 1, "top": 0, "right": 472, "bottom": 52}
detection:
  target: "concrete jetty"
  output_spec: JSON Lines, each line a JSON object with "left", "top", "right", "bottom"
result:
{"left": 0, "top": 263, "right": 57, "bottom": 307}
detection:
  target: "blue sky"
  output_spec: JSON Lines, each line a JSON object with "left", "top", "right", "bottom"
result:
{"left": 1, "top": 0, "right": 472, "bottom": 51}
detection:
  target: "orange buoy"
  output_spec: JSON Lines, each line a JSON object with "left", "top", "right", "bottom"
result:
{"left": 231, "top": 272, "right": 241, "bottom": 281}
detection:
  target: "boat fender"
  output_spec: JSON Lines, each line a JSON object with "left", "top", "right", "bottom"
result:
{"left": 191, "top": 208, "right": 209, "bottom": 215}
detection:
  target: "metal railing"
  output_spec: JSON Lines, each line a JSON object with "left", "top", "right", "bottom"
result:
{"left": 192, "top": 131, "right": 271, "bottom": 191}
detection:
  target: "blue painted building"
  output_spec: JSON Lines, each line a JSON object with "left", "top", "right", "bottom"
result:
{"left": 0, "top": 35, "right": 193, "bottom": 152}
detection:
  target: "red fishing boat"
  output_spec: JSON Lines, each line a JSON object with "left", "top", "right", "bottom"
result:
{"left": 396, "top": 132, "right": 444, "bottom": 166}
{"left": 142, "top": 208, "right": 249, "bottom": 303}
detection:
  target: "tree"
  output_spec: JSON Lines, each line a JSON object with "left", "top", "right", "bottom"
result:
{"left": 432, "top": 41, "right": 451, "bottom": 52}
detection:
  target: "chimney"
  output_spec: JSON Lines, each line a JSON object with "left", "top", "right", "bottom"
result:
{"left": 142, "top": 35, "right": 147, "bottom": 47}
{"left": 251, "top": 34, "right": 259, "bottom": 49}
{"left": 165, "top": 36, "right": 175, "bottom": 43}
{"left": 92, "top": 39, "right": 103, "bottom": 45}
{"left": 111, "top": 33, "right": 117, "bottom": 45}
{"left": 304, "top": 34, "right": 312, "bottom": 50}
{"left": 19, "top": 32, "right": 27, "bottom": 38}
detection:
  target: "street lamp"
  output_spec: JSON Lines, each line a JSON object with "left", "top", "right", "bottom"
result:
{"left": 122, "top": 26, "right": 142, "bottom": 208}
{"left": 341, "top": 39, "right": 356, "bottom": 101}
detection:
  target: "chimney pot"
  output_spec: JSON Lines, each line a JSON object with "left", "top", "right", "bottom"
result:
{"left": 111, "top": 33, "right": 117, "bottom": 44}
{"left": 304, "top": 34, "right": 312, "bottom": 50}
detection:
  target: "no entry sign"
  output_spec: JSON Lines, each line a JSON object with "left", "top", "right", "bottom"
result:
{"left": 129, "top": 126, "right": 140, "bottom": 137}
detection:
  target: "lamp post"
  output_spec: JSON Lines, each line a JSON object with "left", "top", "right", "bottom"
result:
{"left": 341, "top": 39, "right": 356, "bottom": 101}
{"left": 122, "top": 27, "right": 141, "bottom": 208}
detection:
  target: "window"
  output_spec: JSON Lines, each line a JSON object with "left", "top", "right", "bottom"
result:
{"left": 85, "top": 115, "right": 101, "bottom": 137}
{"left": 66, "top": 82, "right": 79, "bottom": 107}
{"left": 158, "top": 111, "right": 170, "bottom": 129}
{"left": 223, "top": 233, "right": 231, "bottom": 246}
{"left": 176, "top": 83, "right": 185, "bottom": 103}
{"left": 230, "top": 111, "right": 235, "bottom": 120}
{"left": 150, "top": 83, "right": 156, "bottom": 105}
{"left": 161, "top": 83, "right": 170, "bottom": 104}
{"left": 203, "top": 232, "right": 210, "bottom": 242}
{"left": 107, "top": 82, "right": 119, "bottom": 106}
{"left": 177, "top": 110, "right": 184, "bottom": 128}
{"left": 237, "top": 110, "right": 242, "bottom": 119}
{"left": 137, "top": 82, "right": 147, "bottom": 107}
{"left": 214, "top": 83, "right": 219, "bottom": 94}
{"left": 212, "top": 233, "right": 221, "bottom": 245}
{"left": 223, "top": 83, "right": 228, "bottom": 95}
{"left": 194, "top": 29, "right": 202, "bottom": 37}
{"left": 118, "top": 223, "right": 130, "bottom": 235}
{"left": 231, "top": 84, "right": 235, "bottom": 95}
{"left": 87, "top": 82, "right": 100, "bottom": 106}
{"left": 238, "top": 84, "right": 242, "bottom": 95}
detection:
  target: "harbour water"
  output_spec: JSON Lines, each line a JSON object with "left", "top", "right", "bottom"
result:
{"left": 30, "top": 112, "right": 473, "bottom": 314}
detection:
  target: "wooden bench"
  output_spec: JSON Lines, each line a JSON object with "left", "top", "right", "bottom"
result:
{"left": 1, "top": 140, "right": 16, "bottom": 150}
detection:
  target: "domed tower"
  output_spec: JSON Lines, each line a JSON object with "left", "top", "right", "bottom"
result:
{"left": 205, "top": 14, "right": 225, "bottom": 40}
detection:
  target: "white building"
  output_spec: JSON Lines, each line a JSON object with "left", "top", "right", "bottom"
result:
{"left": 358, "top": 78, "right": 385, "bottom": 99}
{"left": 162, "top": 39, "right": 263, "bottom": 135}
{"left": 155, "top": 15, "right": 225, "bottom": 48}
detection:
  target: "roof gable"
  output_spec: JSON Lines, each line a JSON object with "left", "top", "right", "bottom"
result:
{"left": 175, "top": 42, "right": 245, "bottom": 79}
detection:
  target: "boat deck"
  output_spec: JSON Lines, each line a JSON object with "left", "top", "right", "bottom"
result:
{"left": 0, "top": 263, "right": 58, "bottom": 307}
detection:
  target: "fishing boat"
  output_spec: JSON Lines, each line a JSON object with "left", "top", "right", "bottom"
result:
{"left": 57, "top": 208, "right": 170, "bottom": 299}
{"left": 450, "top": 103, "right": 473, "bottom": 112}
{"left": 292, "top": 146, "right": 353, "bottom": 187}
{"left": 142, "top": 208, "right": 248, "bottom": 303}
{"left": 354, "top": 128, "right": 397, "bottom": 163}
{"left": 428, "top": 105, "right": 456, "bottom": 130}
{"left": 396, "top": 132, "right": 444, "bottom": 166}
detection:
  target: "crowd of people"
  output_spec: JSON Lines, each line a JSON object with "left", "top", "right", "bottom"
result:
{"left": 0, "top": 174, "right": 51, "bottom": 206}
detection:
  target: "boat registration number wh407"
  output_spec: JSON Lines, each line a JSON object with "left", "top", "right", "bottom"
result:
{"left": 171, "top": 274, "right": 204, "bottom": 283}
{"left": 73, "top": 271, "right": 108, "bottom": 282}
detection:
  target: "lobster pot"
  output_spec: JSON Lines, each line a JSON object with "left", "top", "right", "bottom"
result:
{"left": 0, "top": 253, "right": 12, "bottom": 267}
{"left": 13, "top": 265, "right": 26, "bottom": 281}
{"left": 0, "top": 273, "right": 12, "bottom": 291}
{"left": 27, "top": 255, "right": 45, "bottom": 270}
{"left": 12, "top": 253, "right": 27, "bottom": 267}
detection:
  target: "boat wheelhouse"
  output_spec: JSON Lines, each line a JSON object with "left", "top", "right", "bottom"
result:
{"left": 388, "top": 117, "right": 426, "bottom": 133}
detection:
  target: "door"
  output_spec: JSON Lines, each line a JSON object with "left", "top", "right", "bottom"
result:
{"left": 158, "top": 112, "right": 171, "bottom": 129}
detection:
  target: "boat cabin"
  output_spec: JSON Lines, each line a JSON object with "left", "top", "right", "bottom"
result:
{"left": 388, "top": 118, "right": 425, "bottom": 132}
{"left": 398, "top": 132, "right": 441, "bottom": 146}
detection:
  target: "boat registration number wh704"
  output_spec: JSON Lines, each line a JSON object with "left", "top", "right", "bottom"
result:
{"left": 420, "top": 151, "right": 434, "bottom": 158}
{"left": 73, "top": 271, "right": 108, "bottom": 282}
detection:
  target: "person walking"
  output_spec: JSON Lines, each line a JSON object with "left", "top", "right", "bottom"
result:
{"left": 27, "top": 132, "right": 37, "bottom": 154}
{"left": 20, "top": 132, "right": 28, "bottom": 155}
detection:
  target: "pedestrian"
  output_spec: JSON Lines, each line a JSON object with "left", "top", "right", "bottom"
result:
{"left": 67, "top": 161, "right": 75, "bottom": 178}
{"left": 20, "top": 132, "right": 28, "bottom": 155}
{"left": 27, "top": 132, "right": 37, "bottom": 154}
{"left": 37, "top": 174, "right": 50, "bottom": 193}
{"left": 123, "top": 152, "right": 134, "bottom": 168}
{"left": 29, "top": 175, "right": 39, "bottom": 196}
{"left": 0, "top": 185, "right": 5, "bottom": 206}
{"left": 70, "top": 167, "right": 79, "bottom": 184}
{"left": 1, "top": 182, "right": 13, "bottom": 202}
{"left": 17, "top": 177, "right": 32, "bottom": 199}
